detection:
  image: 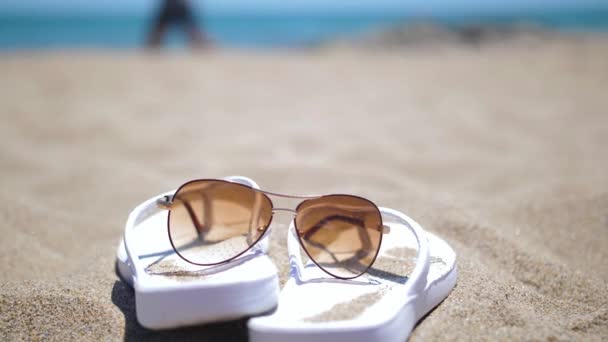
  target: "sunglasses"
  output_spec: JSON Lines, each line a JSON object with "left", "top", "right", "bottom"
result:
{"left": 156, "top": 179, "right": 391, "bottom": 280}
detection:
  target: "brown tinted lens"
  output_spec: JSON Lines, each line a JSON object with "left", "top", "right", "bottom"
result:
{"left": 295, "top": 195, "right": 383, "bottom": 279}
{"left": 168, "top": 180, "right": 273, "bottom": 265}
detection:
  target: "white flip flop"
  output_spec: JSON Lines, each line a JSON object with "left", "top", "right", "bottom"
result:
{"left": 248, "top": 207, "right": 457, "bottom": 342}
{"left": 116, "top": 176, "right": 280, "bottom": 330}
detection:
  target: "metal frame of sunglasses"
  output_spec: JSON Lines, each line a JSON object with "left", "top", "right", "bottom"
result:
{"left": 155, "top": 178, "right": 394, "bottom": 280}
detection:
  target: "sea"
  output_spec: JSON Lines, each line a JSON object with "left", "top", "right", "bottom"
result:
{"left": 1, "top": 8, "right": 607, "bottom": 50}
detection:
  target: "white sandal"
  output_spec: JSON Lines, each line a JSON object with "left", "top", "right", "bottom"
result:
{"left": 116, "top": 176, "right": 280, "bottom": 329}
{"left": 248, "top": 207, "right": 457, "bottom": 342}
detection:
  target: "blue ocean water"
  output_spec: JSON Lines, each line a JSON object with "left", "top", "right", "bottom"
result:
{"left": 1, "top": 8, "right": 607, "bottom": 50}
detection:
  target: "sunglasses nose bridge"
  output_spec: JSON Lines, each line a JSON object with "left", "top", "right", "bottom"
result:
{"left": 271, "top": 207, "right": 297, "bottom": 216}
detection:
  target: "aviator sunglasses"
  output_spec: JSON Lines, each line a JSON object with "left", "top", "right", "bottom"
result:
{"left": 156, "top": 179, "right": 391, "bottom": 280}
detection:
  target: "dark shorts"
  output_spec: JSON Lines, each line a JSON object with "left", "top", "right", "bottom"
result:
{"left": 157, "top": 0, "right": 196, "bottom": 26}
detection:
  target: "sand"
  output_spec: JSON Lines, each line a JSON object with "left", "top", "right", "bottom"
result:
{"left": 1, "top": 37, "right": 608, "bottom": 341}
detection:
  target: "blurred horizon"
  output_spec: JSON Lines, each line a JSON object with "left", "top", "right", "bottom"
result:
{"left": 1, "top": 0, "right": 608, "bottom": 50}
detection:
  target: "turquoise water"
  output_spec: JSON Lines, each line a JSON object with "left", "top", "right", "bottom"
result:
{"left": 1, "top": 9, "right": 607, "bottom": 50}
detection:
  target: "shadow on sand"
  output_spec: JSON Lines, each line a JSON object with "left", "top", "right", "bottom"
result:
{"left": 111, "top": 280, "right": 249, "bottom": 342}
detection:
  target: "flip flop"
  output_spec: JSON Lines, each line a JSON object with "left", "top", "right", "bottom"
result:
{"left": 116, "top": 176, "right": 280, "bottom": 330}
{"left": 248, "top": 207, "right": 457, "bottom": 342}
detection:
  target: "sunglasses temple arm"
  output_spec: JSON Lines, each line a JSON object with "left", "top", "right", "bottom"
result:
{"left": 288, "top": 221, "right": 368, "bottom": 280}
{"left": 157, "top": 195, "right": 209, "bottom": 237}
{"left": 247, "top": 192, "right": 265, "bottom": 246}
{"left": 223, "top": 175, "right": 269, "bottom": 247}
{"left": 301, "top": 215, "right": 375, "bottom": 252}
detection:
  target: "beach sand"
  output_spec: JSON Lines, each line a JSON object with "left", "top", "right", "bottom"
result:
{"left": 1, "top": 37, "right": 607, "bottom": 341}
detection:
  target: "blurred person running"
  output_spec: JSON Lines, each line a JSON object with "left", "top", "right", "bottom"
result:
{"left": 147, "top": 0, "right": 207, "bottom": 48}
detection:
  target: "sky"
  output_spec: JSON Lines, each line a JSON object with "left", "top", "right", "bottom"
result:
{"left": 1, "top": 0, "right": 607, "bottom": 15}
